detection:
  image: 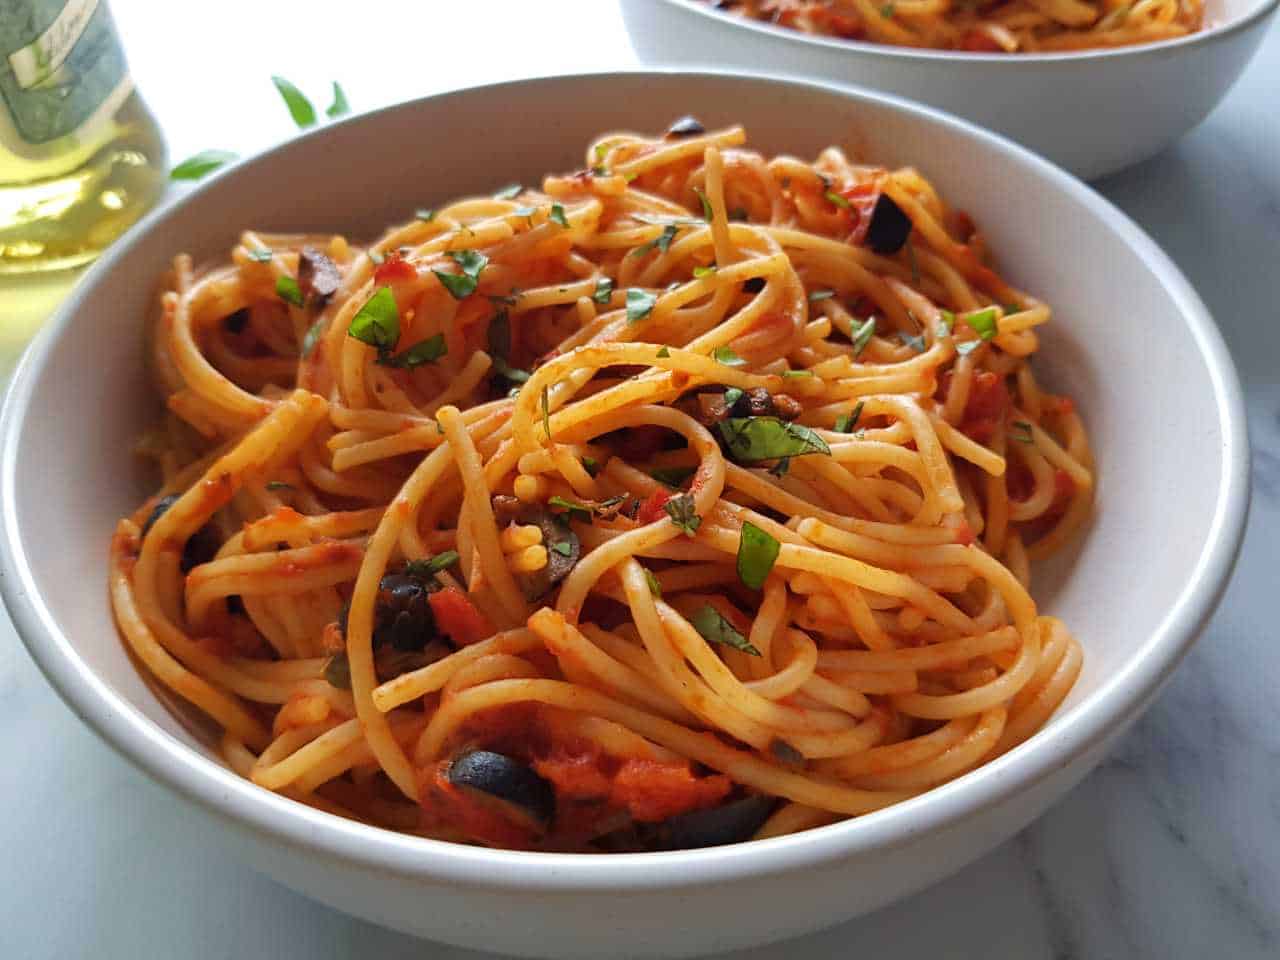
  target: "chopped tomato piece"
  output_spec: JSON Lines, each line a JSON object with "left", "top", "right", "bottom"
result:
{"left": 938, "top": 370, "right": 1010, "bottom": 442}
{"left": 421, "top": 764, "right": 538, "bottom": 849}
{"left": 1054, "top": 469, "right": 1076, "bottom": 502}
{"left": 836, "top": 182, "right": 881, "bottom": 246}
{"left": 374, "top": 251, "right": 415, "bottom": 284}
{"left": 610, "top": 760, "right": 732, "bottom": 822}
{"left": 428, "top": 587, "right": 493, "bottom": 646}
{"left": 533, "top": 753, "right": 613, "bottom": 800}
{"left": 637, "top": 488, "right": 673, "bottom": 525}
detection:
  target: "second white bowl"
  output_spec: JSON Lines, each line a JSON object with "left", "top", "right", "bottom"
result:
{"left": 622, "top": 0, "right": 1279, "bottom": 180}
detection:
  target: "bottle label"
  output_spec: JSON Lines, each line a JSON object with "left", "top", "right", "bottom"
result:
{"left": 0, "top": 0, "right": 130, "bottom": 147}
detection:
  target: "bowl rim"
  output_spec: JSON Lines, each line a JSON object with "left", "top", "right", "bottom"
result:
{"left": 649, "top": 0, "right": 1280, "bottom": 64}
{"left": 0, "top": 68, "right": 1250, "bottom": 892}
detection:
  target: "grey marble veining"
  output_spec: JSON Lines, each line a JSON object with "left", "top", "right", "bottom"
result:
{"left": 1, "top": 3, "right": 1278, "bottom": 958}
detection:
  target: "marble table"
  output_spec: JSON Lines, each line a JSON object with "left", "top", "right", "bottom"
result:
{"left": 1, "top": 2, "right": 1277, "bottom": 957}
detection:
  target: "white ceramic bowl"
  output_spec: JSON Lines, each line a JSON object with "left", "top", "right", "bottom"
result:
{"left": 0, "top": 72, "right": 1249, "bottom": 958}
{"left": 622, "top": 0, "right": 1279, "bottom": 180}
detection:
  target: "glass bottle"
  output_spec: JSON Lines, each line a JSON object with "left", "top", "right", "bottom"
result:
{"left": 0, "top": 0, "right": 166, "bottom": 274}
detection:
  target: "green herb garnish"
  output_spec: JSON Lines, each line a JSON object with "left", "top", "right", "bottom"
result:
{"left": 899, "top": 332, "right": 926, "bottom": 353}
{"left": 626, "top": 288, "right": 657, "bottom": 324}
{"left": 693, "top": 264, "right": 717, "bottom": 278}
{"left": 643, "top": 568, "right": 662, "bottom": 598}
{"left": 415, "top": 208, "right": 435, "bottom": 222}
{"left": 347, "top": 286, "right": 400, "bottom": 350}
{"left": 769, "top": 457, "right": 791, "bottom": 477}
{"left": 808, "top": 289, "right": 835, "bottom": 302}
{"left": 271, "top": 75, "right": 316, "bottom": 129}
{"left": 581, "top": 456, "right": 600, "bottom": 477}
{"left": 379, "top": 333, "right": 446, "bottom": 368}
{"left": 324, "top": 653, "right": 351, "bottom": 689}
{"left": 664, "top": 492, "right": 701, "bottom": 536}
{"left": 881, "top": 2, "right": 895, "bottom": 16}
{"left": 694, "top": 186, "right": 714, "bottom": 221}
{"left": 717, "top": 418, "right": 831, "bottom": 463}
{"left": 712, "top": 346, "right": 747, "bottom": 367}
{"left": 246, "top": 248, "right": 273, "bottom": 263}
{"left": 722, "top": 387, "right": 744, "bottom": 410}
{"left": 549, "top": 204, "right": 569, "bottom": 228}
{"left": 404, "top": 550, "right": 461, "bottom": 578}
{"left": 851, "top": 316, "right": 876, "bottom": 357}
{"left": 170, "top": 149, "right": 237, "bottom": 181}
{"left": 551, "top": 541, "right": 573, "bottom": 557}
{"left": 494, "top": 183, "right": 522, "bottom": 200}
{"left": 541, "top": 385, "right": 552, "bottom": 440}
{"left": 433, "top": 249, "right": 488, "bottom": 300}
{"left": 265, "top": 481, "right": 294, "bottom": 491}
{"left": 834, "top": 400, "right": 864, "bottom": 434}
{"left": 938, "top": 309, "right": 956, "bottom": 334}
{"left": 651, "top": 466, "right": 696, "bottom": 488}
{"left": 301, "top": 317, "right": 326, "bottom": 358}
{"left": 736, "top": 521, "right": 780, "bottom": 590}
{"left": 657, "top": 346, "right": 671, "bottom": 358}
{"left": 965, "top": 307, "right": 999, "bottom": 341}
{"left": 825, "top": 190, "right": 851, "bottom": 209}
{"left": 955, "top": 340, "right": 983, "bottom": 356}
{"left": 1011, "top": 421, "right": 1035, "bottom": 444}
{"left": 782, "top": 369, "right": 813, "bottom": 379}
{"left": 326, "top": 81, "right": 350, "bottom": 119}
{"left": 276, "top": 275, "right": 304, "bottom": 307}
{"left": 633, "top": 224, "right": 680, "bottom": 258}
{"left": 593, "top": 277, "right": 614, "bottom": 304}
{"left": 691, "top": 604, "right": 760, "bottom": 656}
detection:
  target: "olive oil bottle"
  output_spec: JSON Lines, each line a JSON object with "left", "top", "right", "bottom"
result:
{"left": 0, "top": 0, "right": 165, "bottom": 274}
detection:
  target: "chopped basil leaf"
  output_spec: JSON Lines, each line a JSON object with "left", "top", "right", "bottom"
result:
{"left": 487, "top": 309, "right": 511, "bottom": 358}
{"left": 511, "top": 205, "right": 537, "bottom": 218}
{"left": 693, "top": 264, "right": 717, "bottom": 278}
{"left": 592, "top": 164, "right": 608, "bottom": 176}
{"left": 651, "top": 466, "right": 695, "bottom": 488}
{"left": 808, "top": 289, "right": 835, "bottom": 302}
{"left": 271, "top": 75, "right": 316, "bottom": 129}
{"left": 643, "top": 567, "right": 662, "bottom": 598}
{"left": 276, "top": 275, "right": 304, "bottom": 307}
{"left": 548, "top": 495, "right": 590, "bottom": 522}
{"left": 404, "top": 550, "right": 461, "bottom": 578}
{"left": 782, "top": 369, "right": 813, "bottom": 378}
{"left": 592, "top": 277, "right": 614, "bottom": 304}
{"left": 899, "top": 332, "right": 926, "bottom": 353}
{"left": 769, "top": 456, "right": 791, "bottom": 477}
{"left": 1011, "top": 421, "right": 1035, "bottom": 444}
{"left": 246, "top": 248, "right": 273, "bottom": 263}
{"left": 712, "top": 346, "right": 747, "bottom": 367}
{"left": 494, "top": 183, "right": 522, "bottom": 200}
{"left": 541, "top": 385, "right": 552, "bottom": 440}
{"left": 626, "top": 288, "right": 657, "bottom": 323}
{"left": 1005, "top": 302, "right": 1023, "bottom": 314}
{"left": 718, "top": 417, "right": 831, "bottom": 463}
{"left": 434, "top": 249, "right": 488, "bottom": 300}
{"left": 347, "top": 286, "right": 400, "bottom": 350}
{"left": 664, "top": 492, "right": 701, "bottom": 536}
{"left": 379, "top": 333, "right": 446, "bottom": 368}
{"left": 326, "top": 81, "right": 350, "bottom": 119}
{"left": 657, "top": 346, "right": 671, "bottom": 358}
{"left": 955, "top": 339, "right": 983, "bottom": 356}
{"left": 881, "top": 2, "right": 895, "bottom": 15}
{"left": 730, "top": 207, "right": 749, "bottom": 222}
{"left": 301, "top": 317, "right": 326, "bottom": 358}
{"left": 492, "top": 356, "right": 530, "bottom": 383}
{"left": 965, "top": 307, "right": 999, "bottom": 340}
{"left": 265, "top": 481, "right": 294, "bottom": 491}
{"left": 415, "top": 208, "right": 435, "bottom": 222}
{"left": 736, "top": 520, "right": 780, "bottom": 590}
{"left": 549, "top": 204, "right": 569, "bottom": 228}
{"left": 834, "top": 400, "right": 864, "bottom": 434}
{"left": 690, "top": 604, "right": 760, "bottom": 656}
{"left": 851, "top": 316, "right": 876, "bottom": 357}
{"left": 938, "top": 309, "right": 956, "bottom": 334}
{"left": 633, "top": 224, "right": 680, "bottom": 258}
{"left": 170, "top": 149, "right": 237, "bottom": 181}
{"left": 594, "top": 142, "right": 611, "bottom": 164}
{"left": 551, "top": 540, "right": 573, "bottom": 557}
{"left": 581, "top": 456, "right": 600, "bottom": 477}
{"left": 694, "top": 186, "right": 714, "bottom": 221}
{"left": 825, "top": 190, "right": 851, "bottom": 209}
{"left": 369, "top": 250, "right": 385, "bottom": 265}
{"left": 722, "top": 386, "right": 745, "bottom": 409}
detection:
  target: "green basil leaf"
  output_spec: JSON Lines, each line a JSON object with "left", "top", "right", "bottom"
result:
{"left": 170, "top": 149, "right": 237, "bottom": 181}
{"left": 246, "top": 248, "right": 273, "bottom": 263}
{"left": 694, "top": 186, "right": 713, "bottom": 221}
{"left": 541, "top": 385, "right": 552, "bottom": 440}
{"left": 434, "top": 271, "right": 476, "bottom": 299}
{"left": 664, "top": 492, "right": 701, "bottom": 536}
{"left": 825, "top": 190, "right": 850, "bottom": 209}
{"left": 736, "top": 521, "right": 780, "bottom": 590}
{"left": 264, "top": 481, "right": 294, "bottom": 491}
{"left": 581, "top": 456, "right": 600, "bottom": 477}
{"left": 548, "top": 495, "right": 591, "bottom": 522}
{"left": 722, "top": 386, "right": 744, "bottom": 410}
{"left": 324, "top": 652, "right": 351, "bottom": 689}
{"left": 712, "top": 346, "right": 747, "bottom": 367}
{"left": 690, "top": 604, "right": 761, "bottom": 656}
{"left": 271, "top": 75, "right": 316, "bottom": 129}
{"left": 769, "top": 456, "right": 791, "bottom": 477}
{"left": 404, "top": 550, "right": 461, "bottom": 579}
{"left": 718, "top": 417, "right": 831, "bottom": 463}
{"left": 633, "top": 223, "right": 680, "bottom": 258}
{"left": 494, "top": 183, "right": 522, "bottom": 200}
{"left": 626, "top": 288, "right": 657, "bottom": 324}
{"left": 782, "top": 369, "right": 813, "bottom": 378}
{"left": 551, "top": 541, "right": 573, "bottom": 557}
{"left": 693, "top": 264, "right": 717, "bottom": 278}
{"left": 415, "top": 208, "right": 435, "bottom": 222}
{"left": 301, "top": 317, "right": 326, "bottom": 358}
{"left": 379, "top": 333, "right": 446, "bottom": 368}
{"left": 656, "top": 346, "right": 671, "bottom": 359}
{"left": 433, "top": 249, "right": 488, "bottom": 300}
{"left": 834, "top": 400, "right": 864, "bottom": 434}
{"left": 549, "top": 204, "right": 569, "bottom": 228}
{"left": 643, "top": 567, "right": 662, "bottom": 598}
{"left": 651, "top": 466, "right": 695, "bottom": 488}
{"left": 965, "top": 307, "right": 999, "bottom": 341}
{"left": 492, "top": 357, "right": 530, "bottom": 384}
{"left": 593, "top": 277, "right": 614, "bottom": 304}
{"left": 881, "top": 2, "right": 895, "bottom": 16}
{"left": 938, "top": 309, "right": 956, "bottom": 334}
{"left": 955, "top": 339, "right": 983, "bottom": 357}
{"left": 851, "top": 316, "right": 876, "bottom": 357}
{"left": 276, "top": 275, "right": 304, "bottom": 307}
{"left": 1011, "top": 421, "right": 1035, "bottom": 444}
{"left": 369, "top": 250, "right": 385, "bottom": 265}
{"left": 326, "top": 81, "right": 350, "bottom": 119}
{"left": 347, "top": 286, "right": 400, "bottom": 350}
{"left": 899, "top": 332, "right": 926, "bottom": 353}
{"left": 808, "top": 289, "right": 835, "bottom": 302}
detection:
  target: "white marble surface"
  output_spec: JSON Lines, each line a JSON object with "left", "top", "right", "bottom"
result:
{"left": 2, "top": 2, "right": 1278, "bottom": 957}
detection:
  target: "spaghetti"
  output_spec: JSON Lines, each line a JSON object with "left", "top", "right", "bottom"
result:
{"left": 704, "top": 0, "right": 1204, "bottom": 52}
{"left": 110, "top": 121, "right": 1092, "bottom": 852}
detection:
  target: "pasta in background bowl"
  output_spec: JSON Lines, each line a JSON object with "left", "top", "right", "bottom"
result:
{"left": 622, "top": 0, "right": 1279, "bottom": 179}
{"left": 0, "top": 72, "right": 1248, "bottom": 957}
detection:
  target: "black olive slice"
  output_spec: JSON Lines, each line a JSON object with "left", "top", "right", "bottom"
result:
{"left": 865, "top": 193, "right": 913, "bottom": 255}
{"left": 642, "top": 794, "right": 777, "bottom": 851}
{"left": 665, "top": 116, "right": 706, "bottom": 139}
{"left": 448, "top": 750, "right": 555, "bottom": 832}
